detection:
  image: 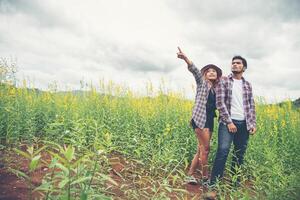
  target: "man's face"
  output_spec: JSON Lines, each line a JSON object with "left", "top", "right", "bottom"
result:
{"left": 231, "top": 59, "right": 244, "bottom": 74}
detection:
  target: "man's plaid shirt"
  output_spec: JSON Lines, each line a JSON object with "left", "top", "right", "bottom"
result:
{"left": 188, "top": 63, "right": 211, "bottom": 129}
{"left": 215, "top": 74, "right": 256, "bottom": 130}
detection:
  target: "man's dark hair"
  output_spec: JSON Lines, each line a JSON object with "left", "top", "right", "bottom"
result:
{"left": 232, "top": 55, "right": 247, "bottom": 68}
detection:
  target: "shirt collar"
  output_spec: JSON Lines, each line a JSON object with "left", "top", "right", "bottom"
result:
{"left": 228, "top": 73, "right": 245, "bottom": 82}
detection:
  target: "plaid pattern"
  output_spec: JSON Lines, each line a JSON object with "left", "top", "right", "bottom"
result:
{"left": 215, "top": 74, "right": 256, "bottom": 130}
{"left": 188, "top": 63, "right": 210, "bottom": 129}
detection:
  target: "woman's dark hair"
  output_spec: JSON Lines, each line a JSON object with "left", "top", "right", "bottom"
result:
{"left": 232, "top": 55, "right": 247, "bottom": 68}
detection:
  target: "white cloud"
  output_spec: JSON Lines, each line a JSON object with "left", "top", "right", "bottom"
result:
{"left": 0, "top": 0, "right": 299, "bottom": 102}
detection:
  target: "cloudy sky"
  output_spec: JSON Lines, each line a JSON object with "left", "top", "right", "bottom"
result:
{"left": 1, "top": 0, "right": 300, "bottom": 102}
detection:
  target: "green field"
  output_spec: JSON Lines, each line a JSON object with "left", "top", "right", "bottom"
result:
{"left": 0, "top": 82, "right": 299, "bottom": 199}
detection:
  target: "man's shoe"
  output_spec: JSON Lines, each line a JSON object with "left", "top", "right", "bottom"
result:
{"left": 185, "top": 175, "right": 197, "bottom": 185}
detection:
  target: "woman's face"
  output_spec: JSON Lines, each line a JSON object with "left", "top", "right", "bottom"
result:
{"left": 205, "top": 68, "right": 218, "bottom": 81}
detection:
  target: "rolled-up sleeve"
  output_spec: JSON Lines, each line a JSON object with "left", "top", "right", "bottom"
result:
{"left": 188, "top": 63, "right": 203, "bottom": 85}
{"left": 249, "top": 84, "right": 257, "bottom": 128}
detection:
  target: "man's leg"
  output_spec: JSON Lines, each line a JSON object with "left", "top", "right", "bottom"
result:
{"left": 210, "top": 122, "right": 233, "bottom": 185}
{"left": 231, "top": 120, "right": 249, "bottom": 180}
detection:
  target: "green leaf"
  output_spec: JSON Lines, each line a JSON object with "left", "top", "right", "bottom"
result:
{"left": 55, "top": 163, "right": 69, "bottom": 175}
{"left": 9, "top": 168, "right": 30, "bottom": 180}
{"left": 49, "top": 151, "right": 68, "bottom": 165}
{"left": 33, "top": 182, "right": 51, "bottom": 192}
{"left": 165, "top": 186, "right": 172, "bottom": 193}
{"left": 43, "top": 140, "right": 64, "bottom": 152}
{"left": 70, "top": 176, "right": 91, "bottom": 185}
{"left": 71, "top": 155, "right": 86, "bottom": 168}
{"left": 99, "top": 174, "right": 118, "bottom": 186}
{"left": 13, "top": 148, "right": 31, "bottom": 159}
{"left": 90, "top": 194, "right": 111, "bottom": 200}
{"left": 58, "top": 178, "right": 69, "bottom": 189}
{"left": 171, "top": 175, "right": 179, "bottom": 185}
{"left": 64, "top": 145, "right": 75, "bottom": 162}
{"left": 59, "top": 192, "right": 69, "bottom": 200}
{"left": 27, "top": 146, "right": 34, "bottom": 155}
{"left": 29, "top": 154, "right": 41, "bottom": 171}
{"left": 80, "top": 192, "right": 88, "bottom": 200}
{"left": 49, "top": 157, "right": 58, "bottom": 168}
{"left": 34, "top": 145, "right": 48, "bottom": 156}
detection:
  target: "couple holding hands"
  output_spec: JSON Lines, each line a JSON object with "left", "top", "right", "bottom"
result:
{"left": 177, "top": 47, "right": 256, "bottom": 191}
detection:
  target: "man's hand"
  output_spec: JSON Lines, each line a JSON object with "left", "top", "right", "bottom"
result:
{"left": 227, "top": 123, "right": 237, "bottom": 133}
{"left": 249, "top": 127, "right": 256, "bottom": 135}
{"left": 177, "top": 47, "right": 192, "bottom": 66}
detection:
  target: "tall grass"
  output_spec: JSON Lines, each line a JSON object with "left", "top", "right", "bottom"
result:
{"left": 1, "top": 81, "right": 299, "bottom": 199}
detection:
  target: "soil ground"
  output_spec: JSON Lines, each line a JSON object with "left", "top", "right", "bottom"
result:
{"left": 0, "top": 147, "right": 206, "bottom": 200}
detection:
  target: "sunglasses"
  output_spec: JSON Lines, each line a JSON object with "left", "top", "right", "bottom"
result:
{"left": 232, "top": 61, "right": 242, "bottom": 65}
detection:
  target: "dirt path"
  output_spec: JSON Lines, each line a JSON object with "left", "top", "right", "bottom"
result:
{"left": 0, "top": 148, "right": 45, "bottom": 200}
{"left": 0, "top": 148, "right": 204, "bottom": 200}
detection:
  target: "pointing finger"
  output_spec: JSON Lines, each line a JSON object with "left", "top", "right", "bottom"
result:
{"left": 177, "top": 46, "right": 182, "bottom": 53}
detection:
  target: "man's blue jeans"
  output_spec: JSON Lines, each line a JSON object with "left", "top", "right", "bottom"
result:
{"left": 210, "top": 120, "right": 249, "bottom": 185}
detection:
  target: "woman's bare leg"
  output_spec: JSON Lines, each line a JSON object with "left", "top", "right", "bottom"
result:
{"left": 188, "top": 128, "right": 203, "bottom": 176}
{"left": 188, "top": 144, "right": 200, "bottom": 176}
{"left": 198, "top": 128, "right": 212, "bottom": 178}
{"left": 188, "top": 128, "right": 212, "bottom": 177}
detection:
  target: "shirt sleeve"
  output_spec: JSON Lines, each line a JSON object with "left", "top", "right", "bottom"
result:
{"left": 249, "top": 83, "right": 257, "bottom": 128}
{"left": 188, "top": 63, "right": 203, "bottom": 85}
{"left": 216, "top": 78, "right": 232, "bottom": 124}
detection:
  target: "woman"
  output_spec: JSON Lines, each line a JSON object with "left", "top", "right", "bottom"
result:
{"left": 177, "top": 47, "right": 222, "bottom": 185}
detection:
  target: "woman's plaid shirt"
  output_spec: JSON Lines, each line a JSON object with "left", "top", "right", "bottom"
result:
{"left": 215, "top": 74, "right": 256, "bottom": 130}
{"left": 188, "top": 63, "right": 211, "bottom": 129}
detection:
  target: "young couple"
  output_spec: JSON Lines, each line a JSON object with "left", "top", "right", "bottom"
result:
{"left": 177, "top": 47, "right": 257, "bottom": 189}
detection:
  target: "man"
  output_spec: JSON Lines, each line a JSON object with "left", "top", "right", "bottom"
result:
{"left": 209, "top": 55, "right": 257, "bottom": 189}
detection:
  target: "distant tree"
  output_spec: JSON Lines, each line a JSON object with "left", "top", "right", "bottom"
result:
{"left": 293, "top": 98, "right": 300, "bottom": 108}
{"left": 0, "top": 57, "right": 17, "bottom": 86}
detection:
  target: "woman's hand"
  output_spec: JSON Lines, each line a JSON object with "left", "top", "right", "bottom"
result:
{"left": 177, "top": 47, "right": 193, "bottom": 66}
